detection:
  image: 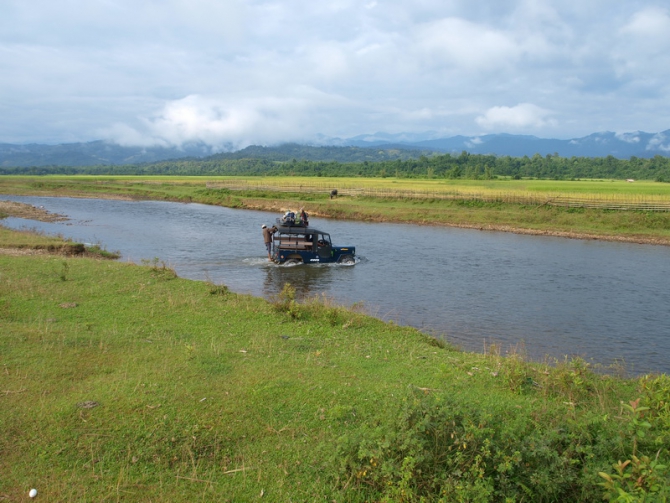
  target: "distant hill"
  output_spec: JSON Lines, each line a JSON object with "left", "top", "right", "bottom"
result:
{"left": 0, "top": 141, "right": 216, "bottom": 168}
{"left": 1, "top": 130, "right": 669, "bottom": 168}
{"left": 0, "top": 140, "right": 436, "bottom": 168}
{"left": 205, "top": 143, "right": 434, "bottom": 163}
{"left": 340, "top": 130, "right": 670, "bottom": 159}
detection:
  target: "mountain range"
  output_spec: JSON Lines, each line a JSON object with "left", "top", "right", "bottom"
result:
{"left": 1, "top": 130, "right": 669, "bottom": 168}
{"left": 340, "top": 130, "right": 670, "bottom": 158}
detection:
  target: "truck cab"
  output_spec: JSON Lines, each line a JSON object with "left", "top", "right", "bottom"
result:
{"left": 271, "top": 225, "right": 355, "bottom": 265}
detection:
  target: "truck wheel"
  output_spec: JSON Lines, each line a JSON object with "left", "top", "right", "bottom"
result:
{"left": 337, "top": 255, "right": 355, "bottom": 265}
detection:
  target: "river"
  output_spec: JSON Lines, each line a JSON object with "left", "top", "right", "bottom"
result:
{"left": 2, "top": 195, "right": 669, "bottom": 375}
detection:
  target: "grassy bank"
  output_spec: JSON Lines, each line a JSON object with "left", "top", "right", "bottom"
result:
{"left": 0, "top": 227, "right": 119, "bottom": 259}
{"left": 1, "top": 242, "right": 669, "bottom": 501}
{"left": 2, "top": 175, "right": 670, "bottom": 245}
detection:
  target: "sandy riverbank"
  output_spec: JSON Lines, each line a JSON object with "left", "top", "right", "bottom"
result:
{"left": 0, "top": 200, "right": 68, "bottom": 222}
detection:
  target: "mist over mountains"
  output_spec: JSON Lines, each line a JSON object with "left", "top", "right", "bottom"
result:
{"left": 340, "top": 130, "right": 670, "bottom": 158}
{"left": 1, "top": 130, "right": 669, "bottom": 168}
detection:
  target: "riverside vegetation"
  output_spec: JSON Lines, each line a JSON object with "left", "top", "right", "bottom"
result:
{"left": 1, "top": 227, "right": 669, "bottom": 501}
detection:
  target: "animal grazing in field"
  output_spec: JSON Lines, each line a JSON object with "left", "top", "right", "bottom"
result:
{"left": 330, "top": 189, "right": 338, "bottom": 199}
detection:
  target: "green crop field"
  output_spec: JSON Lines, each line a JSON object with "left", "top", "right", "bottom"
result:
{"left": 4, "top": 173, "right": 670, "bottom": 197}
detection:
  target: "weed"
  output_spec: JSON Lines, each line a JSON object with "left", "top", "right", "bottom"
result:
{"left": 599, "top": 454, "right": 669, "bottom": 501}
{"left": 59, "top": 260, "right": 70, "bottom": 281}
{"left": 640, "top": 374, "right": 670, "bottom": 441}
{"left": 208, "top": 283, "right": 230, "bottom": 296}
{"left": 84, "top": 243, "right": 120, "bottom": 259}
{"left": 141, "top": 257, "right": 177, "bottom": 279}
{"left": 269, "top": 282, "right": 302, "bottom": 319}
{"left": 598, "top": 396, "right": 670, "bottom": 501}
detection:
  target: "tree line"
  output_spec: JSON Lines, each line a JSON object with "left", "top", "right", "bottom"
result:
{"left": 2, "top": 151, "right": 670, "bottom": 181}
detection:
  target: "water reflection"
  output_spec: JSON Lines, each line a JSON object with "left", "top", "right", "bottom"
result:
{"left": 262, "top": 261, "right": 358, "bottom": 299}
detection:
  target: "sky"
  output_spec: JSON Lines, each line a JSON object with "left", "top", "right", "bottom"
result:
{"left": 1, "top": 0, "right": 670, "bottom": 150}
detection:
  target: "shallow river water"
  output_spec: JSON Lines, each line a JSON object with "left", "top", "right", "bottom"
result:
{"left": 3, "top": 195, "right": 669, "bottom": 375}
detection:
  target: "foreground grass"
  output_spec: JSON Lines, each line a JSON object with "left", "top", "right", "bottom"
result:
{"left": 1, "top": 250, "right": 669, "bottom": 501}
{"left": 2, "top": 175, "right": 670, "bottom": 245}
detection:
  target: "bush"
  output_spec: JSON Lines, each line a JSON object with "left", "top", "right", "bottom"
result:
{"left": 332, "top": 387, "right": 620, "bottom": 502}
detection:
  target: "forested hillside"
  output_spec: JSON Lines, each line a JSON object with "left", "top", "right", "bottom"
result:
{"left": 2, "top": 150, "right": 670, "bottom": 181}
{"left": 206, "top": 143, "right": 434, "bottom": 162}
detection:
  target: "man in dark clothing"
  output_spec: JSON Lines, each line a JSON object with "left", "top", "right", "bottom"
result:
{"left": 262, "top": 224, "right": 276, "bottom": 260}
{"left": 299, "top": 207, "right": 308, "bottom": 226}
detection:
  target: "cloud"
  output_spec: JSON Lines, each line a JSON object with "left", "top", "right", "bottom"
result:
{"left": 465, "top": 137, "right": 483, "bottom": 148}
{"left": 647, "top": 132, "right": 670, "bottom": 152}
{"left": 2, "top": 0, "right": 670, "bottom": 145}
{"left": 615, "top": 132, "right": 640, "bottom": 144}
{"left": 102, "top": 90, "right": 355, "bottom": 149}
{"left": 415, "top": 17, "right": 520, "bottom": 71}
{"left": 621, "top": 7, "right": 670, "bottom": 37}
{"left": 475, "top": 103, "right": 555, "bottom": 130}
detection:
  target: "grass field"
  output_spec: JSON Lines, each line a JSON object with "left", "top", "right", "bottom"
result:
{"left": 2, "top": 240, "right": 669, "bottom": 501}
{"left": 5, "top": 174, "right": 670, "bottom": 197}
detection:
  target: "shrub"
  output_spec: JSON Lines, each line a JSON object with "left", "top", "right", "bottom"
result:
{"left": 331, "top": 387, "right": 616, "bottom": 502}
{"left": 270, "top": 282, "right": 302, "bottom": 319}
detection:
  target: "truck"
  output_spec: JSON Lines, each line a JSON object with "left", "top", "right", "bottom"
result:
{"left": 271, "top": 223, "right": 355, "bottom": 265}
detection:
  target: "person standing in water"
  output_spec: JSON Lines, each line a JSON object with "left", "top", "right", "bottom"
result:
{"left": 262, "top": 224, "right": 275, "bottom": 260}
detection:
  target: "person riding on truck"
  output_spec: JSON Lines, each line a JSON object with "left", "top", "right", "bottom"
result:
{"left": 299, "top": 208, "right": 309, "bottom": 226}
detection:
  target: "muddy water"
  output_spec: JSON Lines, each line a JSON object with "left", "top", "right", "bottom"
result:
{"left": 3, "top": 195, "right": 669, "bottom": 375}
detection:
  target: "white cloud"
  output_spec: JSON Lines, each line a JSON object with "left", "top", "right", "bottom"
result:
{"left": 647, "top": 132, "right": 670, "bottom": 152}
{"left": 415, "top": 17, "right": 520, "bottom": 71}
{"left": 103, "top": 89, "right": 355, "bottom": 149}
{"left": 303, "top": 42, "right": 352, "bottom": 81}
{"left": 613, "top": 7, "right": 670, "bottom": 80}
{"left": 615, "top": 132, "right": 640, "bottom": 144}
{"left": 476, "top": 103, "right": 555, "bottom": 130}
{"left": 621, "top": 7, "right": 670, "bottom": 37}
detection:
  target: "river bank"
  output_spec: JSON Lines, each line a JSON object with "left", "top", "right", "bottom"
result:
{"left": 2, "top": 248, "right": 669, "bottom": 501}
{"left": 2, "top": 175, "right": 670, "bottom": 246}
{"left": 3, "top": 196, "right": 670, "bottom": 247}
{"left": 0, "top": 199, "right": 67, "bottom": 222}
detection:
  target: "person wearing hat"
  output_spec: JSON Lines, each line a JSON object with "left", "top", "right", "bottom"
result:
{"left": 262, "top": 224, "right": 276, "bottom": 260}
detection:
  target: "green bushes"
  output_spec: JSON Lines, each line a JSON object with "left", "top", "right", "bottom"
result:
{"left": 598, "top": 385, "right": 670, "bottom": 502}
{"left": 333, "top": 387, "right": 618, "bottom": 502}
{"left": 329, "top": 369, "right": 670, "bottom": 503}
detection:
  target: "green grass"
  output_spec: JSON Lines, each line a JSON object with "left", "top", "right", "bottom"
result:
{"left": 0, "top": 226, "right": 120, "bottom": 258}
{"left": 0, "top": 225, "right": 70, "bottom": 250}
{"left": 1, "top": 249, "right": 669, "bottom": 501}
{"left": 4, "top": 174, "right": 670, "bottom": 199}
